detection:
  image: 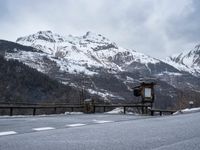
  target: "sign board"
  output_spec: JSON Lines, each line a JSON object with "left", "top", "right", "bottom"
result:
{"left": 144, "top": 88, "right": 152, "bottom": 98}
{"left": 133, "top": 82, "right": 155, "bottom": 103}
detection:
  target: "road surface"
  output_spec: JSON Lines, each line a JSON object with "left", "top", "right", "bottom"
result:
{"left": 0, "top": 113, "right": 200, "bottom": 150}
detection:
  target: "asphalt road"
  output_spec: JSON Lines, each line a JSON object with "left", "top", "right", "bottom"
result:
{"left": 0, "top": 113, "right": 200, "bottom": 150}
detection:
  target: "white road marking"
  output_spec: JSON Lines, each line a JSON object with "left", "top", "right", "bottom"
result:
{"left": 93, "top": 120, "right": 114, "bottom": 124}
{"left": 33, "top": 127, "right": 55, "bottom": 131}
{"left": 66, "top": 123, "right": 86, "bottom": 127}
{"left": 0, "top": 131, "right": 17, "bottom": 136}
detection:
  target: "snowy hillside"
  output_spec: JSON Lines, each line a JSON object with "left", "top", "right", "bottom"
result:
{"left": 2, "top": 31, "right": 200, "bottom": 108}
{"left": 164, "top": 44, "right": 200, "bottom": 76}
{"left": 15, "top": 31, "right": 163, "bottom": 75}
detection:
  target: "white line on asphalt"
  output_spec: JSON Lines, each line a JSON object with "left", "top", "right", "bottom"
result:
{"left": 32, "top": 127, "right": 55, "bottom": 131}
{"left": 93, "top": 120, "right": 114, "bottom": 124}
{"left": 0, "top": 131, "right": 17, "bottom": 136}
{"left": 66, "top": 123, "right": 86, "bottom": 127}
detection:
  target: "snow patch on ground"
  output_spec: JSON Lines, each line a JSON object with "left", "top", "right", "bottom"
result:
{"left": 64, "top": 112, "right": 84, "bottom": 115}
{"left": 105, "top": 107, "right": 138, "bottom": 115}
{"left": 157, "top": 71, "right": 183, "bottom": 76}
{"left": 174, "top": 107, "right": 200, "bottom": 115}
{"left": 87, "top": 89, "right": 125, "bottom": 101}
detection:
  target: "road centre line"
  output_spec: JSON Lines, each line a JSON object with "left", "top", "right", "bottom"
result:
{"left": 0, "top": 131, "right": 17, "bottom": 136}
{"left": 33, "top": 127, "right": 55, "bottom": 131}
{"left": 93, "top": 120, "right": 114, "bottom": 123}
{"left": 66, "top": 123, "right": 86, "bottom": 127}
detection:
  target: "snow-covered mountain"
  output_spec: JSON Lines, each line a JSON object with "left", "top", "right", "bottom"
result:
{"left": 14, "top": 30, "right": 174, "bottom": 76}
{"left": 1, "top": 30, "right": 200, "bottom": 109}
{"left": 164, "top": 44, "right": 200, "bottom": 76}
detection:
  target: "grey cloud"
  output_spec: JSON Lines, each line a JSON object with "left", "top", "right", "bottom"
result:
{"left": 166, "top": 0, "right": 200, "bottom": 42}
{"left": 0, "top": 0, "right": 199, "bottom": 58}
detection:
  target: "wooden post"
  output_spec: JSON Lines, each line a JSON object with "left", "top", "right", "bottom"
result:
{"left": 151, "top": 110, "right": 154, "bottom": 116}
{"left": 142, "top": 106, "right": 144, "bottom": 114}
{"left": 123, "top": 107, "right": 126, "bottom": 114}
{"left": 71, "top": 107, "right": 74, "bottom": 112}
{"left": 160, "top": 111, "right": 162, "bottom": 116}
{"left": 103, "top": 106, "right": 106, "bottom": 112}
{"left": 136, "top": 107, "right": 139, "bottom": 114}
{"left": 54, "top": 107, "right": 57, "bottom": 114}
{"left": 10, "top": 107, "right": 13, "bottom": 116}
{"left": 33, "top": 108, "right": 36, "bottom": 116}
{"left": 145, "top": 106, "right": 148, "bottom": 114}
{"left": 93, "top": 106, "right": 96, "bottom": 113}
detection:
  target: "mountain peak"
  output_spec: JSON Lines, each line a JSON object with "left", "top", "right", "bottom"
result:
{"left": 16, "top": 30, "right": 65, "bottom": 44}
{"left": 82, "top": 31, "right": 110, "bottom": 43}
{"left": 164, "top": 43, "right": 200, "bottom": 76}
{"left": 37, "top": 30, "right": 53, "bottom": 34}
{"left": 84, "top": 31, "right": 100, "bottom": 36}
{"left": 194, "top": 44, "right": 200, "bottom": 51}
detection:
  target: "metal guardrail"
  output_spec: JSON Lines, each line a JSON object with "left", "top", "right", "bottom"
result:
{"left": 94, "top": 103, "right": 151, "bottom": 114}
{"left": 0, "top": 102, "right": 176, "bottom": 116}
{"left": 149, "top": 109, "right": 176, "bottom": 116}
{"left": 0, "top": 103, "right": 151, "bottom": 116}
{"left": 0, "top": 104, "right": 84, "bottom": 116}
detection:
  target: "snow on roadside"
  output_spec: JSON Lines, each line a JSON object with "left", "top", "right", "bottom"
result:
{"left": 173, "top": 107, "right": 200, "bottom": 115}
{"left": 105, "top": 107, "right": 138, "bottom": 115}
{"left": 64, "top": 112, "right": 84, "bottom": 115}
{"left": 106, "top": 107, "right": 124, "bottom": 114}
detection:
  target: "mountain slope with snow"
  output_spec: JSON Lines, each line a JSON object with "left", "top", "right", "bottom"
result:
{"left": 0, "top": 54, "right": 81, "bottom": 104}
{"left": 1, "top": 31, "right": 200, "bottom": 109}
{"left": 15, "top": 31, "right": 177, "bottom": 76}
{"left": 164, "top": 44, "right": 200, "bottom": 76}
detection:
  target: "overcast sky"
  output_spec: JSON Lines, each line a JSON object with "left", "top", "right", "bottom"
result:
{"left": 0, "top": 0, "right": 200, "bottom": 58}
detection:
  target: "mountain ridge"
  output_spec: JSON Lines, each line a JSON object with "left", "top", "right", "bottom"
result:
{"left": 15, "top": 30, "right": 180, "bottom": 76}
{"left": 1, "top": 31, "right": 200, "bottom": 109}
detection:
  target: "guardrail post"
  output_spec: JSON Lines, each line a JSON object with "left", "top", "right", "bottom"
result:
{"left": 151, "top": 110, "right": 154, "bottom": 116}
{"left": 145, "top": 106, "right": 148, "bottom": 114}
{"left": 71, "top": 107, "right": 74, "bottom": 112}
{"left": 10, "top": 107, "right": 13, "bottom": 116}
{"left": 103, "top": 106, "right": 106, "bottom": 112}
{"left": 54, "top": 107, "right": 57, "bottom": 114}
{"left": 123, "top": 107, "right": 126, "bottom": 114}
{"left": 142, "top": 106, "right": 144, "bottom": 114}
{"left": 33, "top": 108, "right": 36, "bottom": 116}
